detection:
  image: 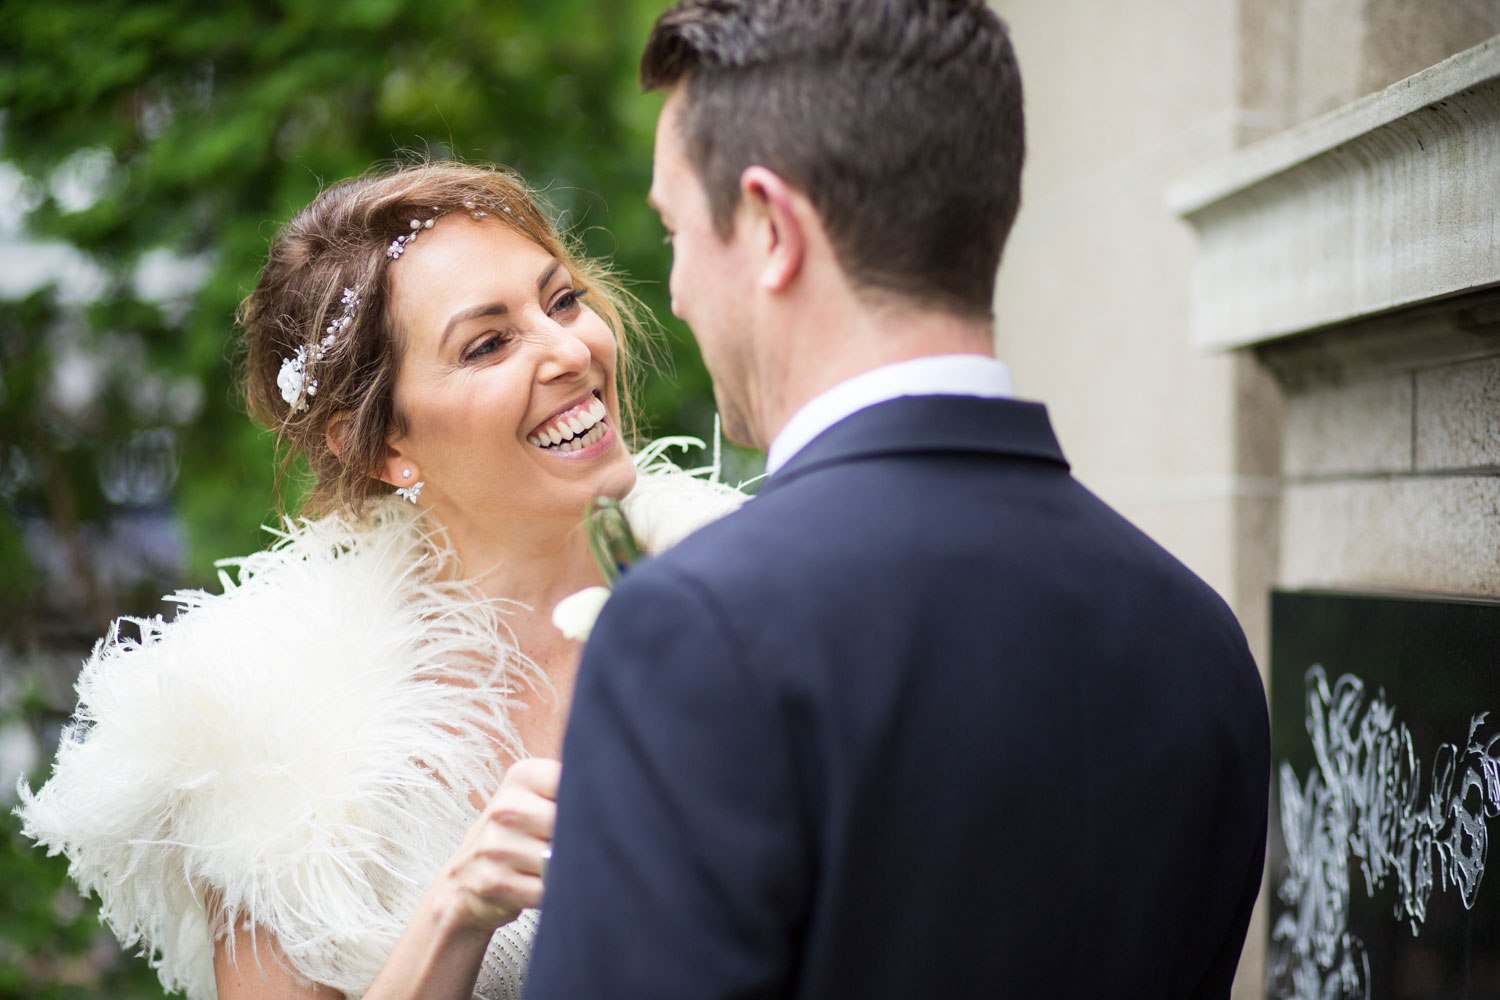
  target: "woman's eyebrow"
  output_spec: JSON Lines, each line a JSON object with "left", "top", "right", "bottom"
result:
{"left": 437, "top": 260, "right": 565, "bottom": 351}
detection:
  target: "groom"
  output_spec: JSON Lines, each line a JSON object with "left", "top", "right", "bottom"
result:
{"left": 527, "top": 1, "right": 1269, "bottom": 997}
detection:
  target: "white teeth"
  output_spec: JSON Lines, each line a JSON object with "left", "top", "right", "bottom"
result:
{"left": 529, "top": 395, "right": 610, "bottom": 450}
{"left": 546, "top": 421, "right": 606, "bottom": 454}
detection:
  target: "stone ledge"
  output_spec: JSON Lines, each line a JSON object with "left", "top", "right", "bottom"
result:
{"left": 1168, "top": 37, "right": 1500, "bottom": 351}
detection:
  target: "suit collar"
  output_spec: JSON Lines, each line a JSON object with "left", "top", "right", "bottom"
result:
{"left": 758, "top": 395, "right": 1069, "bottom": 495}
{"left": 765, "top": 356, "right": 1014, "bottom": 475}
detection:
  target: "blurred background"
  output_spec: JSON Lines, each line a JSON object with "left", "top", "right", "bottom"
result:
{"left": 0, "top": 1, "right": 721, "bottom": 995}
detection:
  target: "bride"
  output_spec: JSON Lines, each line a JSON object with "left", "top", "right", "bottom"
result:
{"left": 18, "top": 161, "right": 741, "bottom": 999}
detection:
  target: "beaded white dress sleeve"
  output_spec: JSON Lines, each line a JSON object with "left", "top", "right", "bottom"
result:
{"left": 16, "top": 466, "right": 743, "bottom": 1000}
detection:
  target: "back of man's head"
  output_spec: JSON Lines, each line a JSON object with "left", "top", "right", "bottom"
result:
{"left": 642, "top": 0, "right": 1025, "bottom": 320}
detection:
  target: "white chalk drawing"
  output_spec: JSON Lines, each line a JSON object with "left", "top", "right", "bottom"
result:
{"left": 1270, "top": 665, "right": 1500, "bottom": 1000}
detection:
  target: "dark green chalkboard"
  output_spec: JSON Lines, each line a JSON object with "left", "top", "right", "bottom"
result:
{"left": 1269, "top": 589, "right": 1500, "bottom": 1000}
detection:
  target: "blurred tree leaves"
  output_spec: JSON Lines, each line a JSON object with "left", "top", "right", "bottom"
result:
{"left": 0, "top": 0, "right": 723, "bottom": 993}
{"left": 0, "top": 0, "right": 716, "bottom": 624}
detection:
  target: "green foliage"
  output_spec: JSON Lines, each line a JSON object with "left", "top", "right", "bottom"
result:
{"left": 0, "top": 0, "right": 740, "bottom": 993}
{"left": 0, "top": 0, "right": 713, "bottom": 585}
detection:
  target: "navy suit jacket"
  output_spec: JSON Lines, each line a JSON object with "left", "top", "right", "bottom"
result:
{"left": 526, "top": 396, "right": 1269, "bottom": 999}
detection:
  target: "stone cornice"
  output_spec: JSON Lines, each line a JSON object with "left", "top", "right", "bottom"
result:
{"left": 1168, "top": 37, "right": 1500, "bottom": 351}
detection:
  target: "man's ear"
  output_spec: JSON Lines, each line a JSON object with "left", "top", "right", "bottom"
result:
{"left": 740, "top": 166, "right": 805, "bottom": 292}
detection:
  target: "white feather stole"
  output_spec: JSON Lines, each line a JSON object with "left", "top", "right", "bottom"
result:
{"left": 16, "top": 464, "right": 744, "bottom": 999}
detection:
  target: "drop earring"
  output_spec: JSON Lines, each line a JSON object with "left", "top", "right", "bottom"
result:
{"left": 395, "top": 469, "right": 423, "bottom": 503}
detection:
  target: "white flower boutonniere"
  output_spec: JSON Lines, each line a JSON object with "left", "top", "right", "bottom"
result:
{"left": 552, "top": 586, "right": 612, "bottom": 642}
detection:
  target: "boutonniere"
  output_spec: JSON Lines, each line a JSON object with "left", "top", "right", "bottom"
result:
{"left": 551, "top": 497, "right": 643, "bottom": 642}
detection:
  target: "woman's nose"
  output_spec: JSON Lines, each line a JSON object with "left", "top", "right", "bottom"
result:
{"left": 535, "top": 324, "right": 591, "bottom": 383}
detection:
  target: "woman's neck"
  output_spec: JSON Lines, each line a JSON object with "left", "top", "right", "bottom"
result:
{"left": 433, "top": 507, "right": 607, "bottom": 762}
{"left": 439, "top": 507, "right": 606, "bottom": 610}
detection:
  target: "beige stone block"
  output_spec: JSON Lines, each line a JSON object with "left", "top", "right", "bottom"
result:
{"left": 1415, "top": 356, "right": 1500, "bottom": 471}
{"left": 1293, "top": 0, "right": 1370, "bottom": 121}
{"left": 1237, "top": 0, "right": 1500, "bottom": 132}
{"left": 1236, "top": 356, "right": 1284, "bottom": 478}
{"left": 1283, "top": 376, "right": 1413, "bottom": 476}
{"left": 992, "top": 0, "right": 1257, "bottom": 493}
{"left": 1233, "top": 892, "right": 1269, "bottom": 1000}
{"left": 1362, "top": 0, "right": 1500, "bottom": 100}
{"left": 1281, "top": 477, "right": 1500, "bottom": 595}
{"left": 991, "top": 0, "right": 1239, "bottom": 203}
{"left": 1230, "top": 494, "right": 1281, "bottom": 677}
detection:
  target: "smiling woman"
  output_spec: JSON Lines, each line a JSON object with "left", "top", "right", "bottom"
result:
{"left": 15, "top": 161, "right": 744, "bottom": 1000}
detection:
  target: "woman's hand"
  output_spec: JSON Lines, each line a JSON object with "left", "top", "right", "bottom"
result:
{"left": 441, "top": 757, "right": 561, "bottom": 931}
{"left": 214, "top": 759, "right": 562, "bottom": 1000}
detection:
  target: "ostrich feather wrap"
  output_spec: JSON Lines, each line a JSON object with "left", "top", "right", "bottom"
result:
{"left": 16, "top": 462, "right": 744, "bottom": 999}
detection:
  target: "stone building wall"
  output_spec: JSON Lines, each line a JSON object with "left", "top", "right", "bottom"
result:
{"left": 1267, "top": 292, "right": 1500, "bottom": 597}
{"left": 990, "top": 1, "right": 1500, "bottom": 996}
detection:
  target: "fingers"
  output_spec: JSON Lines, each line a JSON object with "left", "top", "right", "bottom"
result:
{"left": 482, "top": 758, "right": 560, "bottom": 842}
{"left": 503, "top": 757, "right": 561, "bottom": 800}
{"left": 441, "top": 758, "right": 563, "bottom": 927}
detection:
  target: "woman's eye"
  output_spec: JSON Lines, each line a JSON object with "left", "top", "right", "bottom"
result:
{"left": 551, "top": 287, "right": 589, "bottom": 316}
{"left": 463, "top": 334, "right": 507, "bottom": 362}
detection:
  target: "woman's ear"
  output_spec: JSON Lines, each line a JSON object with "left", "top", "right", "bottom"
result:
{"left": 380, "top": 452, "right": 421, "bottom": 492}
{"left": 327, "top": 412, "right": 418, "bottom": 489}
{"left": 376, "top": 430, "right": 419, "bottom": 491}
{"left": 325, "top": 412, "right": 350, "bottom": 461}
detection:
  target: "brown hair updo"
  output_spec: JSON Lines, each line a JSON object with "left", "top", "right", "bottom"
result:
{"left": 239, "top": 161, "right": 649, "bottom": 518}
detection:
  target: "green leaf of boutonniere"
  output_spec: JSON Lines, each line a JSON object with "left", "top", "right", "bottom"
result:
{"left": 586, "top": 496, "right": 643, "bottom": 585}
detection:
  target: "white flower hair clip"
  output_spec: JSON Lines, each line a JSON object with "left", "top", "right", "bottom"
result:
{"left": 278, "top": 286, "right": 360, "bottom": 412}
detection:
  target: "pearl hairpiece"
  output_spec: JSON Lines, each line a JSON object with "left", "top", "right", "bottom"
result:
{"left": 278, "top": 209, "right": 449, "bottom": 413}
{"left": 387, "top": 216, "right": 436, "bottom": 259}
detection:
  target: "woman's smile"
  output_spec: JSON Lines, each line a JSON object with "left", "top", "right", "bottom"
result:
{"left": 385, "top": 215, "right": 638, "bottom": 525}
{"left": 527, "top": 391, "right": 611, "bottom": 454}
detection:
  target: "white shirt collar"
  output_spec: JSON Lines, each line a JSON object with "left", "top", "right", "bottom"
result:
{"left": 765, "top": 354, "right": 1014, "bottom": 475}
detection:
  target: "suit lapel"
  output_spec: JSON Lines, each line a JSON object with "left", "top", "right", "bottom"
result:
{"left": 758, "top": 395, "right": 1069, "bottom": 496}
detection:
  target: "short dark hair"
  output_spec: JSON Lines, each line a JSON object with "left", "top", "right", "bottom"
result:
{"left": 642, "top": 0, "right": 1025, "bottom": 318}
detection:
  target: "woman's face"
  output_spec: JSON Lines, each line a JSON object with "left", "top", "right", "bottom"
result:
{"left": 384, "top": 215, "right": 636, "bottom": 532}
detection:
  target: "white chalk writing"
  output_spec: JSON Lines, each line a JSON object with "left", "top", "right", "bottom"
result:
{"left": 1270, "top": 665, "right": 1500, "bottom": 1000}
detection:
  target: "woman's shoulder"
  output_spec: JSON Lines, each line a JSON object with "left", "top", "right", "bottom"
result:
{"left": 14, "top": 497, "right": 519, "bottom": 997}
{"left": 61, "top": 497, "right": 443, "bottom": 702}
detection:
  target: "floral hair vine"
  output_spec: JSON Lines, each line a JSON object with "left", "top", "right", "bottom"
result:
{"left": 277, "top": 210, "right": 449, "bottom": 413}
{"left": 278, "top": 286, "right": 358, "bottom": 412}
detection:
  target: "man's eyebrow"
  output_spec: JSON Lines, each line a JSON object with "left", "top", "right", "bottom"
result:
{"left": 437, "top": 259, "right": 565, "bottom": 352}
